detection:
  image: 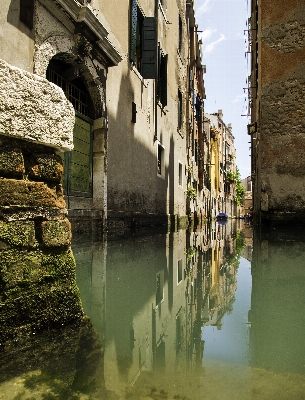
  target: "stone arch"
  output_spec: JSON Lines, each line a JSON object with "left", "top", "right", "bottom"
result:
{"left": 34, "top": 34, "right": 108, "bottom": 217}
{"left": 34, "top": 34, "right": 106, "bottom": 119}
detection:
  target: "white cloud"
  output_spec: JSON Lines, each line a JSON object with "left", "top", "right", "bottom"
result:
{"left": 203, "top": 33, "right": 225, "bottom": 55}
{"left": 232, "top": 94, "right": 245, "bottom": 103}
{"left": 197, "top": 0, "right": 213, "bottom": 16}
{"left": 200, "top": 28, "right": 216, "bottom": 43}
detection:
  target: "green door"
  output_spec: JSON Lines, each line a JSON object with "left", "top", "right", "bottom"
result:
{"left": 63, "top": 112, "right": 93, "bottom": 197}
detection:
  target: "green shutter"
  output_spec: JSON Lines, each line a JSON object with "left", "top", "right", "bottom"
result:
{"left": 130, "top": 0, "right": 138, "bottom": 63}
{"left": 141, "top": 17, "right": 156, "bottom": 79}
{"left": 66, "top": 114, "right": 93, "bottom": 197}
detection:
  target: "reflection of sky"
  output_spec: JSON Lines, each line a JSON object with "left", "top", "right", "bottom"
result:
{"left": 202, "top": 257, "right": 251, "bottom": 365}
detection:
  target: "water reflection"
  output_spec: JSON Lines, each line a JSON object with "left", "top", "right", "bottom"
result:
{"left": 1, "top": 222, "right": 305, "bottom": 399}
{"left": 72, "top": 220, "right": 246, "bottom": 399}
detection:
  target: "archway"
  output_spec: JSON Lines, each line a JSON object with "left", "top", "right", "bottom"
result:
{"left": 47, "top": 58, "right": 94, "bottom": 199}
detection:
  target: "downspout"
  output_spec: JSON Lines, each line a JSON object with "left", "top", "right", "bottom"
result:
{"left": 154, "top": 0, "right": 158, "bottom": 142}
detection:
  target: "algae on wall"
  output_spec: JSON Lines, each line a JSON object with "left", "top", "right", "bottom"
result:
{"left": 0, "top": 58, "right": 83, "bottom": 342}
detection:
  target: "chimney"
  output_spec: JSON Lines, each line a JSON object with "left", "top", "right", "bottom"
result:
{"left": 218, "top": 109, "right": 223, "bottom": 119}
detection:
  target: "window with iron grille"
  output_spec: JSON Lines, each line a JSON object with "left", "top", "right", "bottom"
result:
{"left": 46, "top": 69, "right": 90, "bottom": 117}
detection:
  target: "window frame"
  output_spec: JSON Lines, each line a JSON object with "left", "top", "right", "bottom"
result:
{"left": 157, "top": 47, "right": 168, "bottom": 107}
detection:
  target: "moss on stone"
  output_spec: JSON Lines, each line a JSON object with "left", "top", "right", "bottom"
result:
{"left": 41, "top": 219, "right": 72, "bottom": 247}
{"left": 0, "top": 220, "right": 37, "bottom": 248}
{"left": 0, "top": 148, "right": 24, "bottom": 177}
{"left": 27, "top": 154, "right": 63, "bottom": 182}
{"left": 0, "top": 282, "right": 83, "bottom": 335}
{"left": 0, "top": 247, "right": 76, "bottom": 290}
{"left": 0, "top": 179, "right": 65, "bottom": 208}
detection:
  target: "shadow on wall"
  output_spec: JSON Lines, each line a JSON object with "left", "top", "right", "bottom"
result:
{"left": 107, "top": 65, "right": 170, "bottom": 217}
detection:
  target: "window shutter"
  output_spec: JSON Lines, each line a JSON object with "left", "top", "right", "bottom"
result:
{"left": 130, "top": 0, "right": 138, "bottom": 64}
{"left": 20, "top": 0, "right": 34, "bottom": 29}
{"left": 141, "top": 17, "right": 156, "bottom": 79}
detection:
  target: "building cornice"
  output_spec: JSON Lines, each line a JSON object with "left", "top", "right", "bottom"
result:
{"left": 44, "top": 0, "right": 122, "bottom": 66}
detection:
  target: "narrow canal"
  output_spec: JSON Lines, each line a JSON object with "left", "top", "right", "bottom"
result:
{"left": 1, "top": 221, "right": 305, "bottom": 399}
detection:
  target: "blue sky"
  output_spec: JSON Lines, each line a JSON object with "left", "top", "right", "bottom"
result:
{"left": 195, "top": 0, "right": 251, "bottom": 179}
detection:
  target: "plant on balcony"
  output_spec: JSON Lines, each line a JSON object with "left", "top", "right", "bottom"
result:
{"left": 185, "top": 185, "right": 197, "bottom": 200}
{"left": 226, "top": 170, "right": 236, "bottom": 183}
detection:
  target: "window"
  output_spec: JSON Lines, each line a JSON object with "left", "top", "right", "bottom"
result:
{"left": 178, "top": 89, "right": 183, "bottom": 129}
{"left": 157, "top": 143, "right": 164, "bottom": 176}
{"left": 130, "top": 0, "right": 156, "bottom": 78}
{"left": 178, "top": 14, "right": 183, "bottom": 52}
{"left": 156, "top": 271, "right": 164, "bottom": 306}
{"left": 157, "top": 48, "right": 168, "bottom": 107}
{"left": 131, "top": 102, "right": 137, "bottom": 123}
{"left": 20, "top": 0, "right": 34, "bottom": 29}
{"left": 178, "top": 161, "right": 183, "bottom": 186}
{"left": 177, "top": 259, "right": 183, "bottom": 283}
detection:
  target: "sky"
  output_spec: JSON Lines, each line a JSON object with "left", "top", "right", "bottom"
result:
{"left": 195, "top": 0, "right": 251, "bottom": 179}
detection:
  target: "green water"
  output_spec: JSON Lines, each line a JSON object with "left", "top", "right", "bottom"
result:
{"left": 1, "top": 222, "right": 305, "bottom": 399}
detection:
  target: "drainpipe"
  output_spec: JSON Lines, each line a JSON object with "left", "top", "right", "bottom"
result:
{"left": 154, "top": 0, "right": 158, "bottom": 142}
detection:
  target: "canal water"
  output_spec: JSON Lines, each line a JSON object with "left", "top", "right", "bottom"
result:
{"left": 1, "top": 221, "right": 305, "bottom": 399}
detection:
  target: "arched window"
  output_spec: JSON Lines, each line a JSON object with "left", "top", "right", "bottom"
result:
{"left": 47, "top": 59, "right": 93, "bottom": 198}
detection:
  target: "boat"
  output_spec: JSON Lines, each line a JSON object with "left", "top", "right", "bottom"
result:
{"left": 216, "top": 212, "right": 228, "bottom": 220}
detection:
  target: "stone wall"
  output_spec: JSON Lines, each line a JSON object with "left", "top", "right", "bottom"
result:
{"left": 254, "top": 2, "right": 305, "bottom": 224}
{"left": 0, "top": 58, "right": 83, "bottom": 341}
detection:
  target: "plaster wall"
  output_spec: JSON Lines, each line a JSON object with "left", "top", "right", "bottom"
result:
{"left": 104, "top": 0, "right": 188, "bottom": 220}
{"left": 0, "top": 0, "right": 35, "bottom": 71}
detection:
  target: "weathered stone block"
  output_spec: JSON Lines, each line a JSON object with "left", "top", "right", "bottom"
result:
{"left": 41, "top": 219, "right": 72, "bottom": 247}
{"left": 0, "top": 178, "right": 65, "bottom": 208}
{"left": 0, "top": 248, "right": 76, "bottom": 290}
{"left": 28, "top": 153, "right": 63, "bottom": 182}
{"left": 0, "top": 148, "right": 24, "bottom": 177}
{"left": 0, "top": 221, "right": 37, "bottom": 248}
{"left": 0, "top": 58, "right": 74, "bottom": 151}
{"left": 0, "top": 283, "right": 83, "bottom": 331}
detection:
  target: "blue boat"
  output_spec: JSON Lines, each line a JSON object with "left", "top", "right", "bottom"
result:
{"left": 216, "top": 212, "right": 228, "bottom": 220}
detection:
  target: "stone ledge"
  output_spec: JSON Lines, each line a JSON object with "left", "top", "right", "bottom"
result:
{"left": 0, "top": 58, "right": 74, "bottom": 151}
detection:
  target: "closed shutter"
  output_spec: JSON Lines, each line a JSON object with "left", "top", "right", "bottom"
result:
{"left": 66, "top": 113, "right": 93, "bottom": 197}
{"left": 141, "top": 17, "right": 157, "bottom": 79}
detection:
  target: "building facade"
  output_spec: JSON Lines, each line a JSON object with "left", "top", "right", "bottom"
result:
{"left": 0, "top": 0, "right": 240, "bottom": 236}
{"left": 248, "top": 0, "right": 305, "bottom": 224}
{"left": 205, "top": 111, "right": 237, "bottom": 218}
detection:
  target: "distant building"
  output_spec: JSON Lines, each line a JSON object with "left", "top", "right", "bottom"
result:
{"left": 205, "top": 111, "right": 237, "bottom": 218}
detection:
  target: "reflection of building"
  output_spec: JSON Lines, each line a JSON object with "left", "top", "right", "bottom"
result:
{"left": 250, "top": 231, "right": 305, "bottom": 373}
{"left": 73, "top": 222, "right": 242, "bottom": 398}
{"left": 201, "top": 222, "right": 238, "bottom": 330}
